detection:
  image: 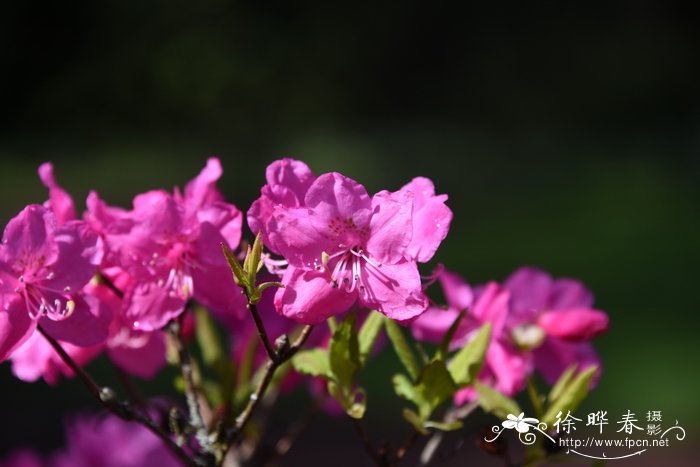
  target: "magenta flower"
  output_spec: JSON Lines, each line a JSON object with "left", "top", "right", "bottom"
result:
{"left": 503, "top": 266, "right": 609, "bottom": 385}
{"left": 9, "top": 331, "right": 101, "bottom": 385}
{"left": 87, "top": 158, "right": 246, "bottom": 330}
{"left": 413, "top": 269, "right": 531, "bottom": 404}
{"left": 248, "top": 160, "right": 453, "bottom": 323}
{"left": 50, "top": 413, "right": 181, "bottom": 467}
{"left": 0, "top": 205, "right": 110, "bottom": 362}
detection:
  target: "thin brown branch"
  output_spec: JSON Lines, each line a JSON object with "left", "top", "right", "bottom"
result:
{"left": 394, "top": 430, "right": 421, "bottom": 463}
{"left": 167, "top": 319, "right": 212, "bottom": 454}
{"left": 38, "top": 325, "right": 198, "bottom": 467}
{"left": 221, "top": 325, "right": 314, "bottom": 453}
{"left": 352, "top": 418, "right": 389, "bottom": 467}
{"left": 247, "top": 301, "right": 277, "bottom": 362}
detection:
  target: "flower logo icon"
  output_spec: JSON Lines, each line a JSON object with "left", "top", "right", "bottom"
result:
{"left": 502, "top": 413, "right": 540, "bottom": 433}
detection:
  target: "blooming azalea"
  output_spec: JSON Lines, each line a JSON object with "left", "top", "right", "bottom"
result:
{"left": 87, "top": 158, "right": 247, "bottom": 330}
{"left": 413, "top": 269, "right": 531, "bottom": 404}
{"left": 248, "top": 159, "right": 452, "bottom": 324}
{"left": 0, "top": 204, "right": 110, "bottom": 362}
{"left": 503, "top": 266, "right": 609, "bottom": 385}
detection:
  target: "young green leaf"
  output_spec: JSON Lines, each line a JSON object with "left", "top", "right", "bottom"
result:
{"left": 423, "top": 419, "right": 464, "bottom": 431}
{"left": 447, "top": 323, "right": 491, "bottom": 386}
{"left": 221, "top": 243, "right": 247, "bottom": 288}
{"left": 358, "top": 311, "right": 384, "bottom": 365}
{"left": 402, "top": 409, "right": 429, "bottom": 435}
{"left": 547, "top": 364, "right": 578, "bottom": 404}
{"left": 415, "top": 360, "right": 458, "bottom": 419}
{"left": 476, "top": 382, "right": 522, "bottom": 420}
{"left": 542, "top": 366, "right": 597, "bottom": 425}
{"left": 392, "top": 373, "right": 421, "bottom": 406}
{"left": 435, "top": 311, "right": 466, "bottom": 360}
{"left": 292, "top": 348, "right": 331, "bottom": 378}
{"left": 329, "top": 314, "right": 360, "bottom": 388}
{"left": 384, "top": 318, "right": 420, "bottom": 381}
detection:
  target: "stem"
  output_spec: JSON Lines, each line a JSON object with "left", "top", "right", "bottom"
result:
{"left": 247, "top": 301, "right": 277, "bottom": 362}
{"left": 38, "top": 325, "right": 198, "bottom": 467}
{"left": 167, "top": 319, "right": 212, "bottom": 454}
{"left": 352, "top": 418, "right": 388, "bottom": 467}
{"left": 221, "top": 325, "right": 314, "bottom": 452}
{"left": 394, "top": 430, "right": 420, "bottom": 462}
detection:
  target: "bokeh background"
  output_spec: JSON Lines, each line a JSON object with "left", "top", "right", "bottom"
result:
{"left": 1, "top": 1, "right": 698, "bottom": 465}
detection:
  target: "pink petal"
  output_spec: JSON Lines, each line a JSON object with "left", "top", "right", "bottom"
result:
{"left": 439, "top": 269, "right": 473, "bottom": 311}
{"left": 108, "top": 331, "right": 167, "bottom": 379}
{"left": 38, "top": 162, "right": 76, "bottom": 225}
{"left": 550, "top": 278, "right": 595, "bottom": 309}
{"left": 411, "top": 306, "right": 461, "bottom": 343}
{"left": 471, "top": 282, "right": 510, "bottom": 337}
{"left": 268, "top": 206, "right": 335, "bottom": 267}
{"left": 534, "top": 337, "right": 602, "bottom": 386}
{"left": 366, "top": 191, "right": 412, "bottom": 265}
{"left": 39, "top": 294, "right": 111, "bottom": 347}
{"left": 537, "top": 308, "right": 609, "bottom": 340}
{"left": 486, "top": 340, "right": 531, "bottom": 396}
{"left": 123, "top": 281, "right": 186, "bottom": 331}
{"left": 503, "top": 267, "right": 553, "bottom": 320}
{"left": 265, "top": 158, "right": 315, "bottom": 202}
{"left": 304, "top": 172, "right": 372, "bottom": 240}
{"left": 274, "top": 266, "right": 356, "bottom": 324}
{"left": 359, "top": 259, "right": 428, "bottom": 321}
{"left": 400, "top": 177, "right": 452, "bottom": 263}
{"left": 196, "top": 203, "right": 242, "bottom": 249}
{"left": 0, "top": 205, "right": 58, "bottom": 271}
{"left": 0, "top": 297, "right": 37, "bottom": 362}
{"left": 44, "top": 221, "right": 103, "bottom": 292}
{"left": 183, "top": 158, "right": 224, "bottom": 209}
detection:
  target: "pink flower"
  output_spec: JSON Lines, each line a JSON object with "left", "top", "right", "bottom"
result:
{"left": 87, "top": 158, "right": 246, "bottom": 330}
{"left": 503, "top": 267, "right": 609, "bottom": 385}
{"left": 50, "top": 413, "right": 182, "bottom": 467}
{"left": 249, "top": 161, "right": 451, "bottom": 323}
{"left": 9, "top": 331, "right": 101, "bottom": 385}
{"left": 413, "top": 270, "right": 531, "bottom": 404}
{"left": 0, "top": 205, "right": 110, "bottom": 362}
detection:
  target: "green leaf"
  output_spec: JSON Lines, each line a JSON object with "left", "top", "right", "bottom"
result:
{"left": 435, "top": 311, "right": 466, "bottom": 361}
{"left": 329, "top": 314, "right": 360, "bottom": 388}
{"left": 358, "top": 311, "right": 384, "bottom": 365}
{"left": 248, "top": 232, "right": 263, "bottom": 288}
{"left": 384, "top": 318, "right": 420, "bottom": 381}
{"left": 415, "top": 360, "right": 458, "bottom": 419}
{"left": 292, "top": 349, "right": 331, "bottom": 378}
{"left": 547, "top": 364, "right": 578, "bottom": 404}
{"left": 447, "top": 323, "right": 491, "bottom": 387}
{"left": 542, "top": 366, "right": 597, "bottom": 425}
{"left": 402, "top": 408, "right": 429, "bottom": 435}
{"left": 423, "top": 419, "right": 464, "bottom": 431}
{"left": 221, "top": 243, "right": 246, "bottom": 288}
{"left": 476, "top": 382, "right": 522, "bottom": 420}
{"left": 392, "top": 373, "right": 420, "bottom": 405}
{"left": 328, "top": 381, "right": 366, "bottom": 419}
{"left": 195, "top": 307, "right": 235, "bottom": 405}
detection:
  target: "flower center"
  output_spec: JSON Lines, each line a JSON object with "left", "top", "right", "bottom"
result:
{"left": 12, "top": 273, "right": 75, "bottom": 320}
{"left": 321, "top": 245, "right": 382, "bottom": 293}
{"left": 511, "top": 323, "right": 546, "bottom": 350}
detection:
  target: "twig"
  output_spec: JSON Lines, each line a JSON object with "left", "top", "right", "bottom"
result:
{"left": 167, "top": 319, "right": 212, "bottom": 454}
{"left": 38, "top": 325, "right": 198, "bottom": 467}
{"left": 248, "top": 302, "right": 277, "bottom": 362}
{"left": 419, "top": 401, "right": 479, "bottom": 465}
{"left": 222, "top": 325, "right": 314, "bottom": 452}
{"left": 352, "top": 418, "right": 388, "bottom": 467}
{"left": 394, "top": 430, "right": 420, "bottom": 462}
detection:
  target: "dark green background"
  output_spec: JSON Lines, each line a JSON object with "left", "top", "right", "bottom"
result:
{"left": 1, "top": 1, "right": 698, "bottom": 465}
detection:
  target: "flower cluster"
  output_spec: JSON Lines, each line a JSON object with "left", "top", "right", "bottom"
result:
{"left": 412, "top": 266, "right": 609, "bottom": 405}
{"left": 0, "top": 158, "right": 610, "bottom": 466}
